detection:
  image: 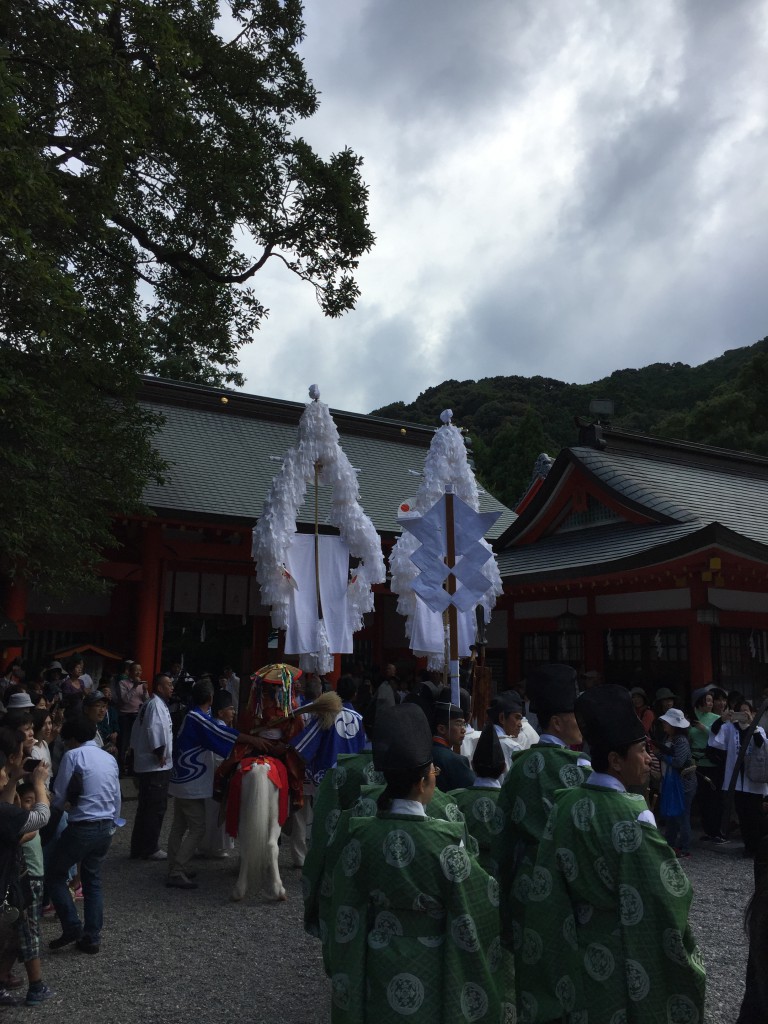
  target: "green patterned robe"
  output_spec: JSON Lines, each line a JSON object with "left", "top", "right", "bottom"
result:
{"left": 304, "top": 783, "right": 466, "bottom": 942}
{"left": 448, "top": 786, "right": 505, "bottom": 875}
{"left": 324, "top": 812, "right": 515, "bottom": 1024}
{"left": 493, "top": 744, "right": 591, "bottom": 949}
{"left": 303, "top": 752, "right": 384, "bottom": 931}
{"left": 312, "top": 750, "right": 385, "bottom": 831}
{"left": 517, "top": 782, "right": 705, "bottom": 1024}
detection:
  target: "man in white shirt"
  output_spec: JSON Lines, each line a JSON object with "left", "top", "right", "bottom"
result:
{"left": 129, "top": 673, "right": 174, "bottom": 861}
{"left": 47, "top": 717, "right": 121, "bottom": 955}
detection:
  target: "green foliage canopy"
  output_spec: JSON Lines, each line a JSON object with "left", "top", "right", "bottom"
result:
{"left": 0, "top": 0, "right": 374, "bottom": 593}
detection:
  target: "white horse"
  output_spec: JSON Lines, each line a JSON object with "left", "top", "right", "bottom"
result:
{"left": 231, "top": 759, "right": 310, "bottom": 903}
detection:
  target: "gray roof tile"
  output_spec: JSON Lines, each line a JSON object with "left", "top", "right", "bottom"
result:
{"left": 141, "top": 397, "right": 512, "bottom": 539}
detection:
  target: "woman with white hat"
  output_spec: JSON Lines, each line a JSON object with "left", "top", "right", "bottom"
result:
{"left": 658, "top": 708, "right": 698, "bottom": 858}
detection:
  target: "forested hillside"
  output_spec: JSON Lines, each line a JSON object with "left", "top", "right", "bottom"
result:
{"left": 372, "top": 337, "right": 768, "bottom": 510}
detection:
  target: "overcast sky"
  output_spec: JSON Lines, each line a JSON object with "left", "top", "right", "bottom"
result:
{"left": 236, "top": 0, "right": 768, "bottom": 416}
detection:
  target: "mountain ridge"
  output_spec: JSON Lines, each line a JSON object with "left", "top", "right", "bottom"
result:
{"left": 371, "top": 336, "right": 768, "bottom": 509}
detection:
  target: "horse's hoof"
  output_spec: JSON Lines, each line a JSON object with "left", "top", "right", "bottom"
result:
{"left": 277, "top": 891, "right": 287, "bottom": 902}
{"left": 231, "top": 890, "right": 245, "bottom": 902}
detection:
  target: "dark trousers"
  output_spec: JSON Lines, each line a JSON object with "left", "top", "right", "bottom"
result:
{"left": 48, "top": 820, "right": 114, "bottom": 944}
{"left": 130, "top": 770, "right": 170, "bottom": 858}
{"left": 735, "top": 791, "right": 767, "bottom": 855}
{"left": 696, "top": 764, "right": 723, "bottom": 836}
{"left": 118, "top": 713, "right": 138, "bottom": 769}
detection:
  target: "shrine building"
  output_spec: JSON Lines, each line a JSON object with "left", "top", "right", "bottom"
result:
{"left": 4, "top": 377, "right": 768, "bottom": 704}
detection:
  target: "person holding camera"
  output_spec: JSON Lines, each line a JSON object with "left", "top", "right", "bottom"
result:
{"left": 709, "top": 699, "right": 768, "bottom": 857}
{"left": 0, "top": 731, "right": 53, "bottom": 1006}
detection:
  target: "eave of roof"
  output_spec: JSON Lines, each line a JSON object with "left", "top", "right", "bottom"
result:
{"left": 496, "top": 521, "right": 768, "bottom": 584}
{"left": 137, "top": 376, "right": 514, "bottom": 539}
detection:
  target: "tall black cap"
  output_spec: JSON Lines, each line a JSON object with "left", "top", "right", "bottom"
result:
{"left": 528, "top": 663, "right": 579, "bottom": 719}
{"left": 373, "top": 703, "right": 433, "bottom": 773}
{"left": 576, "top": 684, "right": 647, "bottom": 752}
{"left": 472, "top": 723, "right": 506, "bottom": 779}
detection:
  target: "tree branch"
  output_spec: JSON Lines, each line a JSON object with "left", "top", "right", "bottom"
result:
{"left": 109, "top": 210, "right": 275, "bottom": 283}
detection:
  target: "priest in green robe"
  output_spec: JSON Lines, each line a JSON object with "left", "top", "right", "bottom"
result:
{"left": 449, "top": 723, "right": 508, "bottom": 875}
{"left": 322, "top": 703, "right": 514, "bottom": 1024}
{"left": 493, "top": 663, "right": 590, "bottom": 951}
{"left": 517, "top": 684, "right": 705, "bottom": 1023}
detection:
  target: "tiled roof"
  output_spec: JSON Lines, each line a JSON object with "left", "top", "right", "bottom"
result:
{"left": 139, "top": 381, "right": 514, "bottom": 539}
{"left": 498, "top": 434, "right": 768, "bottom": 580}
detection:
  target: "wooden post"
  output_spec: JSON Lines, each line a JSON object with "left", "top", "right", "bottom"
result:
{"left": 444, "top": 489, "right": 460, "bottom": 705}
{"left": 135, "top": 523, "right": 163, "bottom": 677}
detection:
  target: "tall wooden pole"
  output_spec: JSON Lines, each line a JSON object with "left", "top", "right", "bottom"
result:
{"left": 314, "top": 462, "right": 323, "bottom": 621}
{"left": 444, "top": 488, "right": 460, "bottom": 706}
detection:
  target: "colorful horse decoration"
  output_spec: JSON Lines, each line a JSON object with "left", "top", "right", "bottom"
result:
{"left": 225, "top": 664, "right": 341, "bottom": 902}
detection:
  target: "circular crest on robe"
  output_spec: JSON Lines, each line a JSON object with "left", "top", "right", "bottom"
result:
{"left": 500, "top": 1002, "right": 517, "bottom": 1024}
{"left": 556, "top": 847, "right": 579, "bottom": 882}
{"left": 331, "top": 974, "right": 351, "bottom": 1010}
{"left": 460, "top": 983, "right": 489, "bottom": 1023}
{"left": 660, "top": 858, "right": 691, "bottom": 898}
{"left": 555, "top": 976, "right": 577, "bottom": 1013}
{"left": 594, "top": 855, "right": 616, "bottom": 890}
{"left": 662, "top": 928, "right": 690, "bottom": 966}
{"left": 625, "top": 959, "right": 651, "bottom": 1002}
{"left": 451, "top": 914, "right": 481, "bottom": 952}
{"left": 341, "top": 839, "right": 362, "bottom": 877}
{"left": 612, "top": 819, "right": 643, "bottom": 854}
{"left": 443, "top": 802, "right": 464, "bottom": 823}
{"left": 562, "top": 914, "right": 578, "bottom": 950}
{"left": 386, "top": 973, "right": 425, "bottom": 1016}
{"left": 383, "top": 830, "right": 416, "bottom": 869}
{"left": 375, "top": 910, "right": 403, "bottom": 937}
{"left": 584, "top": 942, "right": 615, "bottom": 981}
{"left": 619, "top": 884, "right": 644, "bottom": 926}
{"left": 570, "top": 796, "right": 596, "bottom": 832}
{"left": 523, "top": 751, "right": 545, "bottom": 778}
{"left": 412, "top": 891, "right": 444, "bottom": 917}
{"left": 521, "top": 928, "right": 544, "bottom": 965}
{"left": 528, "top": 865, "right": 553, "bottom": 901}
{"left": 559, "top": 763, "right": 586, "bottom": 788}
{"left": 334, "top": 905, "right": 359, "bottom": 944}
{"left": 666, "top": 994, "right": 701, "bottom": 1024}
{"left": 325, "top": 808, "right": 341, "bottom": 842}
{"left": 509, "top": 796, "right": 527, "bottom": 823}
{"left": 439, "top": 844, "right": 472, "bottom": 884}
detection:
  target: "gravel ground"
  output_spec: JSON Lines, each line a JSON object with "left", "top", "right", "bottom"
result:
{"left": 5, "top": 790, "right": 752, "bottom": 1024}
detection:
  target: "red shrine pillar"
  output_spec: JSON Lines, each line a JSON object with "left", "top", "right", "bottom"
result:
{"left": 3, "top": 577, "right": 27, "bottom": 667}
{"left": 135, "top": 523, "right": 164, "bottom": 681}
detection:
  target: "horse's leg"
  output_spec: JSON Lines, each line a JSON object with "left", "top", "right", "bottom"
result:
{"left": 265, "top": 786, "right": 287, "bottom": 901}
{"left": 284, "top": 800, "right": 311, "bottom": 868}
{"left": 231, "top": 768, "right": 254, "bottom": 901}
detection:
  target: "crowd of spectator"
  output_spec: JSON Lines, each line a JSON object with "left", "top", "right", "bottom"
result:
{"left": 0, "top": 653, "right": 765, "bottom": 1016}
